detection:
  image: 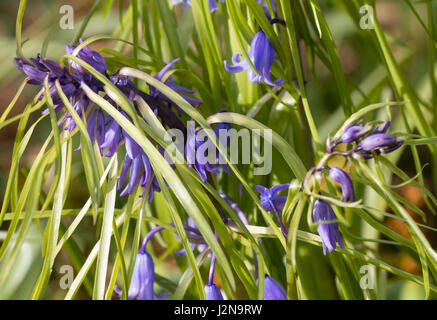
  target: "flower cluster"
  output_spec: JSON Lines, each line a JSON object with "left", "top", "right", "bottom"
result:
{"left": 14, "top": 43, "right": 201, "bottom": 201}
{"left": 305, "top": 119, "right": 404, "bottom": 255}
{"left": 14, "top": 0, "right": 294, "bottom": 301}
{"left": 118, "top": 188, "right": 287, "bottom": 300}
{"left": 328, "top": 120, "right": 404, "bottom": 158}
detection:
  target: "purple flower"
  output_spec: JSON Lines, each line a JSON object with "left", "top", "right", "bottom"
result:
{"left": 328, "top": 167, "right": 355, "bottom": 202}
{"left": 313, "top": 199, "right": 344, "bottom": 255}
{"left": 86, "top": 109, "right": 106, "bottom": 155}
{"left": 255, "top": 184, "right": 289, "bottom": 237}
{"left": 224, "top": 30, "right": 284, "bottom": 86}
{"left": 340, "top": 123, "right": 371, "bottom": 144}
{"left": 171, "top": 0, "right": 225, "bottom": 12}
{"left": 264, "top": 275, "right": 287, "bottom": 300}
{"left": 186, "top": 125, "right": 223, "bottom": 182}
{"left": 150, "top": 58, "right": 202, "bottom": 108}
{"left": 117, "top": 131, "right": 161, "bottom": 200}
{"left": 357, "top": 133, "right": 403, "bottom": 155}
{"left": 99, "top": 114, "right": 124, "bottom": 157}
{"left": 115, "top": 250, "right": 168, "bottom": 300}
{"left": 118, "top": 251, "right": 155, "bottom": 300}
{"left": 254, "top": 184, "right": 289, "bottom": 212}
{"left": 204, "top": 284, "right": 224, "bottom": 300}
{"left": 65, "top": 40, "right": 107, "bottom": 74}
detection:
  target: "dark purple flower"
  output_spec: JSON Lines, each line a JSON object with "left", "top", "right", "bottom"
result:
{"left": 340, "top": 123, "right": 371, "bottom": 144}
{"left": 65, "top": 40, "right": 107, "bottom": 74}
{"left": 224, "top": 30, "right": 284, "bottom": 86}
{"left": 254, "top": 184, "right": 289, "bottom": 212}
{"left": 264, "top": 275, "right": 287, "bottom": 300}
{"left": 99, "top": 114, "right": 124, "bottom": 157}
{"left": 150, "top": 58, "right": 202, "bottom": 108}
{"left": 313, "top": 199, "right": 344, "bottom": 255}
{"left": 204, "top": 284, "right": 224, "bottom": 300}
{"left": 255, "top": 184, "right": 289, "bottom": 237}
{"left": 186, "top": 125, "right": 222, "bottom": 182}
{"left": 118, "top": 131, "right": 161, "bottom": 200}
{"left": 86, "top": 109, "right": 106, "bottom": 155}
{"left": 328, "top": 167, "right": 355, "bottom": 202}
{"left": 258, "top": 0, "right": 277, "bottom": 18}
{"left": 357, "top": 133, "right": 403, "bottom": 154}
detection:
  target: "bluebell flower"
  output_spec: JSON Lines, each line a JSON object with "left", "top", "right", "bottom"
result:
{"left": 224, "top": 30, "right": 284, "bottom": 86}
{"left": 115, "top": 250, "right": 167, "bottom": 300}
{"left": 204, "top": 284, "right": 224, "bottom": 300}
{"left": 117, "top": 130, "right": 161, "bottom": 200}
{"left": 264, "top": 275, "right": 287, "bottom": 300}
{"left": 99, "top": 112, "right": 124, "bottom": 157}
{"left": 255, "top": 184, "right": 289, "bottom": 237}
{"left": 340, "top": 123, "right": 371, "bottom": 145}
{"left": 149, "top": 58, "right": 202, "bottom": 117}
{"left": 257, "top": 0, "right": 277, "bottom": 18}
{"left": 313, "top": 199, "right": 344, "bottom": 255}
{"left": 254, "top": 184, "right": 289, "bottom": 212}
{"left": 114, "top": 251, "right": 154, "bottom": 300}
{"left": 171, "top": 0, "right": 225, "bottom": 12}
{"left": 86, "top": 109, "right": 106, "bottom": 155}
{"left": 328, "top": 167, "right": 355, "bottom": 202}
{"left": 65, "top": 40, "right": 107, "bottom": 74}
{"left": 373, "top": 120, "right": 392, "bottom": 134}
{"left": 186, "top": 124, "right": 231, "bottom": 182}
{"left": 357, "top": 133, "right": 403, "bottom": 156}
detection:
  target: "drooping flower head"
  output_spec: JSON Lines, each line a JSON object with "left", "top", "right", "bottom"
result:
{"left": 117, "top": 129, "right": 160, "bottom": 201}
{"left": 264, "top": 275, "right": 287, "bottom": 300}
{"left": 225, "top": 30, "right": 284, "bottom": 86}
{"left": 328, "top": 167, "right": 355, "bottom": 202}
{"left": 313, "top": 199, "right": 344, "bottom": 255}
{"left": 115, "top": 251, "right": 155, "bottom": 300}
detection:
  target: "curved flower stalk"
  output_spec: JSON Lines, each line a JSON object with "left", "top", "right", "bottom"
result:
{"left": 304, "top": 118, "right": 404, "bottom": 255}
{"left": 205, "top": 254, "right": 224, "bottom": 300}
{"left": 224, "top": 29, "right": 284, "bottom": 86}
